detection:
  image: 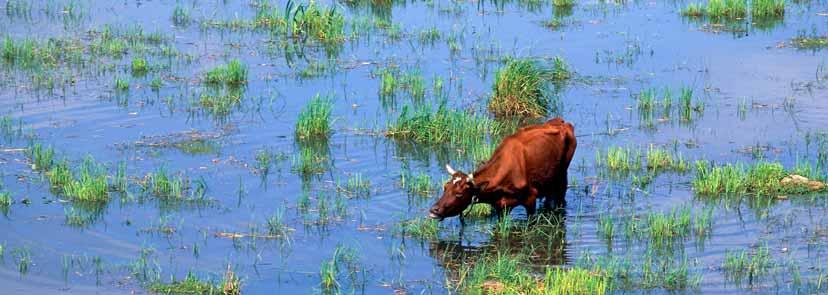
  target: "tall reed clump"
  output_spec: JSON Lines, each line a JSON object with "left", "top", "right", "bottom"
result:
{"left": 295, "top": 94, "right": 334, "bottom": 140}
{"left": 204, "top": 59, "right": 248, "bottom": 86}
{"left": 488, "top": 58, "right": 569, "bottom": 118}
{"left": 386, "top": 103, "right": 502, "bottom": 147}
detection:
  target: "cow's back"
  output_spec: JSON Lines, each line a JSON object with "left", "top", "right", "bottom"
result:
{"left": 478, "top": 118, "right": 575, "bottom": 194}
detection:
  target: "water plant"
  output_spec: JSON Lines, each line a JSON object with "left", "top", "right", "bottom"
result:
{"left": 458, "top": 253, "right": 607, "bottom": 294}
{"left": 488, "top": 58, "right": 553, "bottom": 118}
{"left": 172, "top": 5, "right": 191, "bottom": 26}
{"left": 115, "top": 76, "right": 130, "bottom": 91}
{"left": 295, "top": 94, "right": 334, "bottom": 139}
{"left": 394, "top": 217, "right": 439, "bottom": 239}
{"left": 722, "top": 246, "right": 773, "bottom": 286}
{"left": 401, "top": 172, "right": 433, "bottom": 196}
{"left": 204, "top": 59, "right": 248, "bottom": 86}
{"left": 145, "top": 168, "right": 186, "bottom": 200}
{"left": 0, "top": 192, "right": 11, "bottom": 215}
{"left": 692, "top": 160, "right": 825, "bottom": 196}
{"left": 386, "top": 103, "right": 501, "bottom": 147}
{"left": 751, "top": 0, "right": 785, "bottom": 19}
{"left": 131, "top": 57, "right": 148, "bottom": 75}
{"left": 147, "top": 272, "right": 227, "bottom": 294}
{"left": 683, "top": 0, "right": 747, "bottom": 19}
{"left": 791, "top": 31, "right": 828, "bottom": 51}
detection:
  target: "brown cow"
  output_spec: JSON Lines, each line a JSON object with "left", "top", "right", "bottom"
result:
{"left": 428, "top": 117, "right": 576, "bottom": 221}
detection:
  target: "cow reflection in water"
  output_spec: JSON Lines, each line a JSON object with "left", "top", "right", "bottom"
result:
{"left": 427, "top": 208, "right": 570, "bottom": 275}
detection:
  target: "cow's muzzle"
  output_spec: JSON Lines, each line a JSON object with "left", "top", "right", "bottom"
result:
{"left": 428, "top": 207, "right": 444, "bottom": 221}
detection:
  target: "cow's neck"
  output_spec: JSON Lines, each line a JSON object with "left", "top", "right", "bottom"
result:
{"left": 470, "top": 162, "right": 500, "bottom": 203}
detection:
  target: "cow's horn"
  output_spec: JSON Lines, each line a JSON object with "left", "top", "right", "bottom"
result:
{"left": 445, "top": 164, "right": 457, "bottom": 175}
{"left": 467, "top": 173, "right": 474, "bottom": 184}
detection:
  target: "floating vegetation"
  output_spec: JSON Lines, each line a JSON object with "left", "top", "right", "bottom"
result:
{"left": 203, "top": 59, "right": 248, "bottom": 86}
{"left": 295, "top": 94, "right": 334, "bottom": 140}
{"left": 386, "top": 104, "right": 502, "bottom": 147}
{"left": 692, "top": 161, "right": 826, "bottom": 196}
{"left": 488, "top": 58, "right": 568, "bottom": 118}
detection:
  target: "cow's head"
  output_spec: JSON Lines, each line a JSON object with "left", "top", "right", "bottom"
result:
{"left": 428, "top": 164, "right": 479, "bottom": 221}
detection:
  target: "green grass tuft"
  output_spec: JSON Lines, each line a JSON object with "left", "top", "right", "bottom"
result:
{"left": 131, "top": 57, "right": 148, "bottom": 75}
{"left": 386, "top": 104, "right": 501, "bottom": 147}
{"left": 295, "top": 94, "right": 334, "bottom": 139}
{"left": 115, "top": 77, "right": 130, "bottom": 91}
{"left": 204, "top": 59, "right": 248, "bottom": 86}
{"left": 751, "top": 0, "right": 785, "bottom": 19}
{"left": 489, "top": 58, "right": 561, "bottom": 118}
{"left": 722, "top": 246, "right": 773, "bottom": 286}
{"left": 147, "top": 272, "right": 224, "bottom": 294}
{"left": 394, "top": 217, "right": 439, "bottom": 239}
{"left": 693, "top": 160, "right": 826, "bottom": 196}
{"left": 460, "top": 253, "right": 608, "bottom": 295}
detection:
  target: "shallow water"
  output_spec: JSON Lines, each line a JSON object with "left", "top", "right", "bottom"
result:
{"left": 1, "top": 0, "right": 828, "bottom": 294}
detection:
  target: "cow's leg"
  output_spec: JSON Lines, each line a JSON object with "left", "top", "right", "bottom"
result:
{"left": 524, "top": 187, "right": 538, "bottom": 217}
{"left": 550, "top": 174, "right": 568, "bottom": 209}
